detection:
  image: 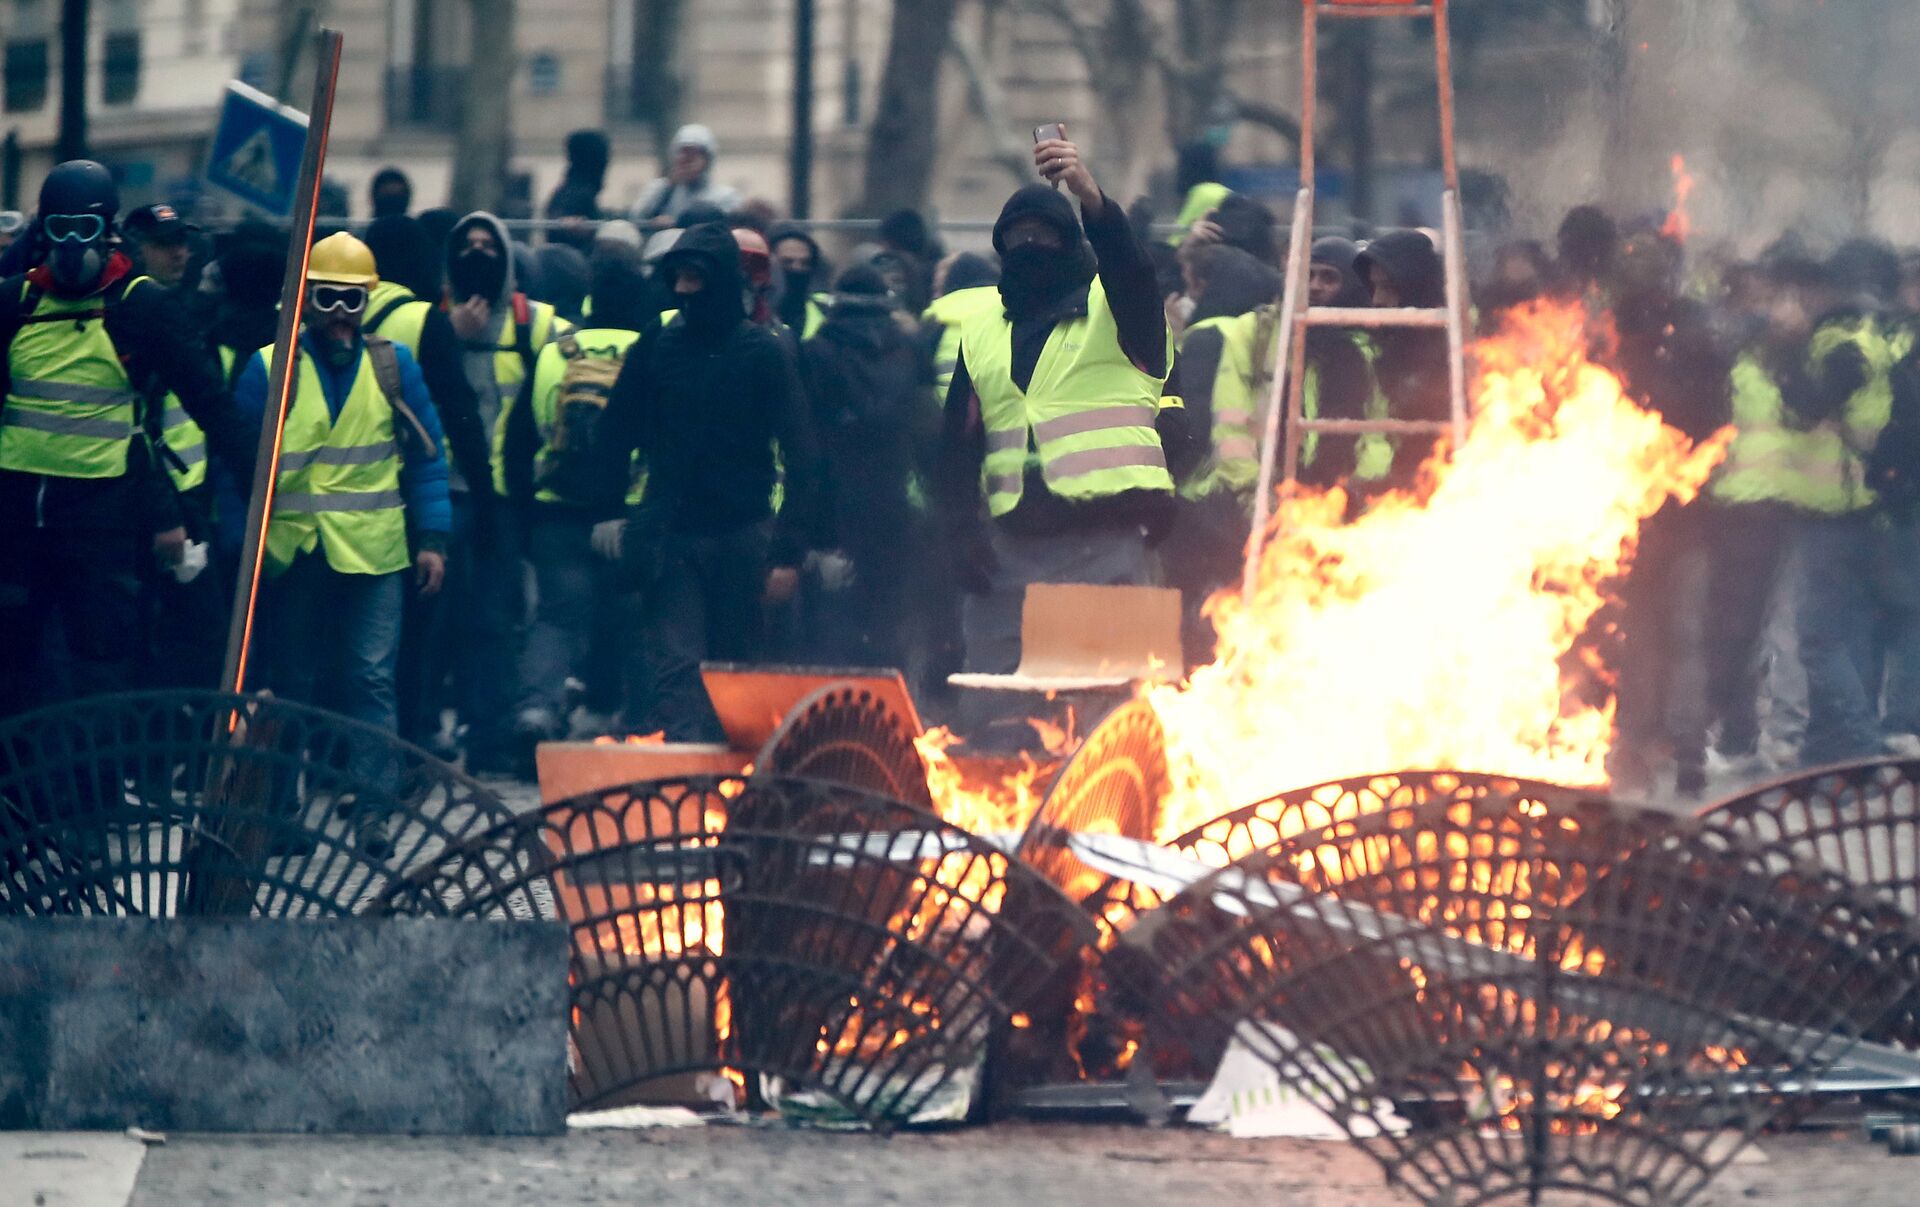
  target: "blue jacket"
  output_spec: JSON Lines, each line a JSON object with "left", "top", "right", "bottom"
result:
{"left": 228, "top": 331, "right": 453, "bottom": 543}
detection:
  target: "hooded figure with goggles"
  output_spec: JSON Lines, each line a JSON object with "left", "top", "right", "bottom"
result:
{"left": 228, "top": 232, "right": 451, "bottom": 851}
{"left": 0, "top": 159, "right": 254, "bottom": 718}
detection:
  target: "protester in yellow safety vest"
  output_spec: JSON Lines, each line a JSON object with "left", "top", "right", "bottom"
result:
{"left": 769, "top": 223, "right": 832, "bottom": 339}
{"left": 230, "top": 232, "right": 451, "bottom": 850}
{"left": 0, "top": 160, "right": 252, "bottom": 718}
{"left": 1695, "top": 253, "right": 1832, "bottom": 782}
{"left": 922, "top": 254, "right": 1001, "bottom": 400}
{"left": 938, "top": 133, "right": 1185, "bottom": 676}
{"left": 440, "top": 210, "right": 569, "bottom": 773}
{"left": 499, "top": 239, "right": 652, "bottom": 762}
{"left": 1789, "top": 239, "right": 1920, "bottom": 766}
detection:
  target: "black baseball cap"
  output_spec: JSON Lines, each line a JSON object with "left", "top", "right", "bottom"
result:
{"left": 122, "top": 203, "right": 198, "bottom": 240}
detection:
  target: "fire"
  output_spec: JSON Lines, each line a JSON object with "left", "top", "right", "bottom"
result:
{"left": 1660, "top": 154, "right": 1695, "bottom": 243}
{"left": 1150, "top": 300, "right": 1729, "bottom": 838}
{"left": 914, "top": 725, "right": 1050, "bottom": 835}
{"left": 592, "top": 731, "right": 666, "bottom": 746}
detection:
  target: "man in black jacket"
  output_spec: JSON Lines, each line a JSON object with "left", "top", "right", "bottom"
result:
{"left": 586, "top": 222, "right": 825, "bottom": 739}
{"left": 0, "top": 161, "right": 253, "bottom": 716}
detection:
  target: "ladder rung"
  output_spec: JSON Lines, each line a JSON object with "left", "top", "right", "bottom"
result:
{"left": 1296, "top": 418, "right": 1454, "bottom": 435}
{"left": 1301, "top": 306, "right": 1450, "bottom": 329}
{"left": 1316, "top": 3, "right": 1438, "bottom": 18}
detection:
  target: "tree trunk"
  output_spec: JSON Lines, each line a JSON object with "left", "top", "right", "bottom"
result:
{"left": 859, "top": 0, "right": 960, "bottom": 217}
{"left": 450, "top": 0, "right": 516, "bottom": 216}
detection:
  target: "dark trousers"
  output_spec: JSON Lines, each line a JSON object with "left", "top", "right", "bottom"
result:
{"left": 636, "top": 523, "right": 769, "bottom": 742}
{"left": 517, "top": 515, "right": 623, "bottom": 729}
{"left": 141, "top": 490, "right": 230, "bottom": 693}
{"left": 1798, "top": 511, "right": 1920, "bottom": 764}
{"left": 961, "top": 523, "right": 1154, "bottom": 675}
{"left": 399, "top": 494, "right": 525, "bottom": 755}
{"left": 259, "top": 552, "right": 406, "bottom": 790}
{"left": 1700, "top": 502, "right": 1793, "bottom": 758}
{"left": 0, "top": 527, "right": 145, "bottom": 719}
{"left": 1611, "top": 504, "right": 1712, "bottom": 788}
{"left": 1160, "top": 490, "right": 1251, "bottom": 671}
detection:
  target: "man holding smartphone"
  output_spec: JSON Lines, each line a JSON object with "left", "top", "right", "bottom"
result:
{"left": 938, "top": 128, "right": 1183, "bottom": 675}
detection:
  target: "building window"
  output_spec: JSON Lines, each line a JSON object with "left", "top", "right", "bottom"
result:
{"left": 606, "top": 0, "right": 682, "bottom": 130}
{"left": 101, "top": 0, "right": 140, "bottom": 106}
{"left": 386, "top": 0, "right": 467, "bottom": 127}
{"left": 5, "top": 0, "right": 50, "bottom": 113}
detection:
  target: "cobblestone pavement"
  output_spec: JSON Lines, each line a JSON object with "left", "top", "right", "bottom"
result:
{"left": 124, "top": 1123, "right": 1916, "bottom": 1207}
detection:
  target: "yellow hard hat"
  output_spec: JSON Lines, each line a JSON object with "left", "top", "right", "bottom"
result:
{"left": 307, "top": 231, "right": 378, "bottom": 286}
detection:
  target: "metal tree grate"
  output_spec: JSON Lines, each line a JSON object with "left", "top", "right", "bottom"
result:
{"left": 0, "top": 690, "right": 514, "bottom": 918}
{"left": 374, "top": 775, "right": 1097, "bottom": 1128}
{"left": 1016, "top": 699, "right": 1169, "bottom": 907}
{"left": 753, "top": 682, "right": 934, "bottom": 810}
{"left": 1118, "top": 791, "right": 1920, "bottom": 1207}
{"left": 1700, "top": 757, "right": 1920, "bottom": 1050}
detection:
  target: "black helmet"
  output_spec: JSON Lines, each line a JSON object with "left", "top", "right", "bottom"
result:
{"left": 38, "top": 160, "right": 119, "bottom": 223}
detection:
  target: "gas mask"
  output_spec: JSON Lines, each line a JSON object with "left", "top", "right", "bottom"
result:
{"left": 305, "top": 282, "right": 369, "bottom": 367}
{"left": 42, "top": 212, "right": 108, "bottom": 293}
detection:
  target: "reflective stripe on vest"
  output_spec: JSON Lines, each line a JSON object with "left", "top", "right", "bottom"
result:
{"left": 263, "top": 345, "right": 410, "bottom": 576}
{"left": 960, "top": 280, "right": 1172, "bottom": 517}
{"left": 525, "top": 326, "right": 643, "bottom": 506}
{"left": 1177, "top": 312, "right": 1262, "bottom": 501}
{"left": 0, "top": 279, "right": 145, "bottom": 479}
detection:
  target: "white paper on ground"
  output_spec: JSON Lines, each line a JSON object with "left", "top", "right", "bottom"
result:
{"left": 0, "top": 1132, "right": 148, "bottom": 1206}
{"left": 1190, "top": 1027, "right": 1409, "bottom": 1140}
{"left": 566, "top": 1105, "right": 706, "bottom": 1129}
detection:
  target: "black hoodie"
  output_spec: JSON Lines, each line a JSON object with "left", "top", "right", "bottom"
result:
{"left": 1355, "top": 232, "right": 1451, "bottom": 484}
{"left": 767, "top": 222, "right": 828, "bottom": 331}
{"left": 588, "top": 223, "right": 825, "bottom": 562}
{"left": 1167, "top": 248, "right": 1281, "bottom": 490}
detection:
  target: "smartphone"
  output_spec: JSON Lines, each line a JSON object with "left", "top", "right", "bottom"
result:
{"left": 1034, "top": 123, "right": 1067, "bottom": 189}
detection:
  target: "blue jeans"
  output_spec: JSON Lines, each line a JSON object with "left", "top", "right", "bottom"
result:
{"left": 1797, "top": 512, "right": 1920, "bottom": 764}
{"left": 517, "top": 516, "right": 624, "bottom": 727}
{"left": 261, "top": 552, "right": 406, "bottom": 789}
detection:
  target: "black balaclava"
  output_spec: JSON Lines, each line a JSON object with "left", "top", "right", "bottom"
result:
{"left": 364, "top": 215, "right": 438, "bottom": 300}
{"left": 942, "top": 252, "right": 1001, "bottom": 295}
{"left": 1310, "top": 237, "right": 1371, "bottom": 309}
{"left": 589, "top": 245, "right": 650, "bottom": 332}
{"left": 767, "top": 222, "right": 826, "bottom": 327}
{"left": 991, "top": 184, "right": 1097, "bottom": 320}
{"left": 449, "top": 238, "right": 508, "bottom": 302}
{"left": 659, "top": 222, "right": 747, "bottom": 339}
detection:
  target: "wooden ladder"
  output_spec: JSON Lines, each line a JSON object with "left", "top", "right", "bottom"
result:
{"left": 1242, "top": 0, "right": 1472, "bottom": 596}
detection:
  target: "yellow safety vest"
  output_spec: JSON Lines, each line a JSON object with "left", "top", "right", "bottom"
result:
{"left": 960, "top": 280, "right": 1173, "bottom": 517}
{"left": 1795, "top": 316, "right": 1897, "bottom": 515}
{"left": 157, "top": 345, "right": 231, "bottom": 492}
{"left": 1710, "top": 352, "right": 1797, "bottom": 506}
{"left": 0, "top": 276, "right": 150, "bottom": 479}
{"left": 1179, "top": 313, "right": 1263, "bottom": 501}
{"left": 262, "top": 341, "right": 411, "bottom": 577}
{"left": 520, "top": 327, "right": 644, "bottom": 506}
{"left": 488, "top": 299, "right": 566, "bottom": 494}
{"left": 802, "top": 295, "right": 828, "bottom": 341}
{"left": 923, "top": 287, "right": 1000, "bottom": 400}
{"left": 364, "top": 280, "right": 431, "bottom": 358}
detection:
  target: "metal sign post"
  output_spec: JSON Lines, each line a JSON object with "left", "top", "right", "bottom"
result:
{"left": 219, "top": 29, "right": 344, "bottom": 697}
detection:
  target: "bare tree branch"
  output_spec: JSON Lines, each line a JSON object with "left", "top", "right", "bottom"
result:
{"left": 948, "top": 21, "right": 1039, "bottom": 185}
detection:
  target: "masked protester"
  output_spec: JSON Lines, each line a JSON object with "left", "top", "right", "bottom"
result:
{"left": 0, "top": 160, "right": 253, "bottom": 718}
{"left": 630, "top": 124, "right": 742, "bottom": 231}
{"left": 500, "top": 241, "right": 652, "bottom": 764}
{"left": 229, "top": 233, "right": 451, "bottom": 851}
{"left": 1355, "top": 230, "right": 1451, "bottom": 491}
{"left": 369, "top": 166, "right": 413, "bottom": 219}
{"left": 937, "top": 134, "right": 1178, "bottom": 678}
{"left": 582, "top": 222, "right": 826, "bottom": 739}
{"left": 437, "top": 211, "right": 571, "bottom": 773}
{"left": 545, "top": 130, "right": 611, "bottom": 255}
{"left": 768, "top": 223, "right": 830, "bottom": 338}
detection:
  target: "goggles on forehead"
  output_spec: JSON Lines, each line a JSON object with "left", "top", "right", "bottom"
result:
{"left": 307, "top": 283, "right": 369, "bottom": 314}
{"left": 43, "top": 213, "right": 106, "bottom": 244}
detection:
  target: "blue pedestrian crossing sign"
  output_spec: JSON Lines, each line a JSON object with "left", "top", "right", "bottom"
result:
{"left": 205, "top": 80, "right": 309, "bottom": 216}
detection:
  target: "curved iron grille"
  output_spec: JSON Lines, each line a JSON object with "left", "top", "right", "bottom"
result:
{"left": 0, "top": 690, "right": 514, "bottom": 918}
{"left": 1118, "top": 792, "right": 1920, "bottom": 1207}
{"left": 752, "top": 682, "right": 934, "bottom": 810}
{"left": 1016, "top": 699, "right": 1169, "bottom": 906}
{"left": 374, "top": 775, "right": 1098, "bottom": 1128}
{"left": 1699, "top": 757, "right": 1920, "bottom": 1049}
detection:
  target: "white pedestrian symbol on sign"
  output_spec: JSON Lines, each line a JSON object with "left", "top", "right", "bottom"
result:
{"left": 221, "top": 127, "right": 280, "bottom": 197}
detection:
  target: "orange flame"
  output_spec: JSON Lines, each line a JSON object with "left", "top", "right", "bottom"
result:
{"left": 592, "top": 731, "right": 666, "bottom": 746}
{"left": 914, "top": 725, "right": 1050, "bottom": 834}
{"left": 1150, "top": 300, "right": 1729, "bottom": 838}
{"left": 1660, "top": 154, "right": 1694, "bottom": 243}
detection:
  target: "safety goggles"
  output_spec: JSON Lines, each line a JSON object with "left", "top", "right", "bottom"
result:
{"left": 307, "top": 283, "right": 368, "bottom": 314}
{"left": 42, "top": 213, "right": 106, "bottom": 243}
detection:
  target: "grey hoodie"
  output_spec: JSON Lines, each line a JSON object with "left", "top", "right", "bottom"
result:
{"left": 446, "top": 210, "right": 524, "bottom": 494}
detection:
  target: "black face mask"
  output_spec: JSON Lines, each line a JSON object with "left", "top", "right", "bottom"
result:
{"left": 449, "top": 247, "right": 506, "bottom": 301}
{"left": 677, "top": 281, "right": 737, "bottom": 336}
{"left": 780, "top": 267, "right": 814, "bottom": 311}
{"left": 998, "top": 242, "right": 1096, "bottom": 319}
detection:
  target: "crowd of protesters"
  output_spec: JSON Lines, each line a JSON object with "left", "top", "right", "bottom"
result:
{"left": 4, "top": 118, "right": 1918, "bottom": 828}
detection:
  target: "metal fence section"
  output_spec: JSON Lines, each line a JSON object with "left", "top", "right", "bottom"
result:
{"left": 374, "top": 774, "right": 1098, "bottom": 1128}
{"left": 1117, "top": 791, "right": 1920, "bottom": 1207}
{"left": 0, "top": 691, "right": 514, "bottom": 919}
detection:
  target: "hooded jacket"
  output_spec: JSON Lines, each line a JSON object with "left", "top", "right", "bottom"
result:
{"left": 802, "top": 269, "right": 935, "bottom": 543}
{"left": 767, "top": 222, "right": 828, "bottom": 333}
{"left": 446, "top": 211, "right": 565, "bottom": 494}
{"left": 1355, "top": 231, "right": 1451, "bottom": 480}
{"left": 939, "top": 185, "right": 1180, "bottom": 539}
{"left": 629, "top": 126, "right": 742, "bottom": 226}
{"left": 587, "top": 223, "right": 825, "bottom": 562}
{"left": 1165, "top": 248, "right": 1282, "bottom": 490}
